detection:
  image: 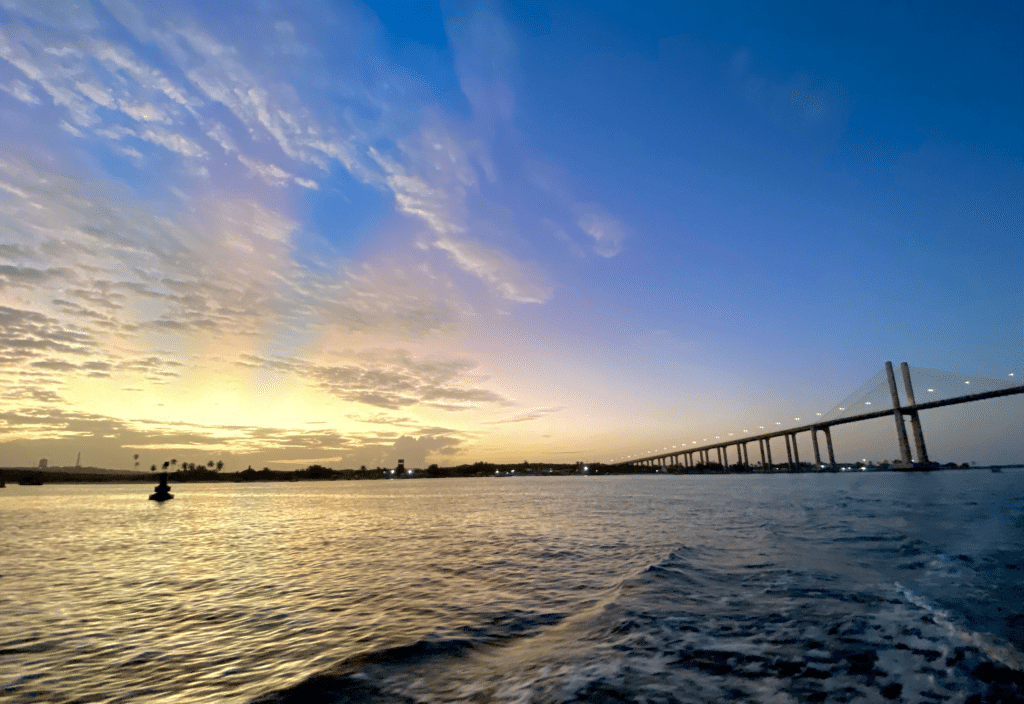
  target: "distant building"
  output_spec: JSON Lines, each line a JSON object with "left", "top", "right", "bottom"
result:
{"left": 397, "top": 459, "right": 405, "bottom": 472}
{"left": 38, "top": 458, "right": 47, "bottom": 469}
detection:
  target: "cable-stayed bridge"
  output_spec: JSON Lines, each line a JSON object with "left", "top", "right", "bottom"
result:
{"left": 614, "top": 362, "right": 1022, "bottom": 471}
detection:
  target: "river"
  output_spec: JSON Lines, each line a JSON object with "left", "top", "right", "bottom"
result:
{"left": 1, "top": 470, "right": 1021, "bottom": 703}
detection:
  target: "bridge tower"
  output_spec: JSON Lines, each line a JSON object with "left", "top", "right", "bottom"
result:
{"left": 885, "top": 361, "right": 914, "bottom": 466}
{"left": 900, "top": 362, "right": 929, "bottom": 464}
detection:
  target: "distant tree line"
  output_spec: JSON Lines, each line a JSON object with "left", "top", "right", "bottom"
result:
{"left": 1, "top": 457, "right": 984, "bottom": 486}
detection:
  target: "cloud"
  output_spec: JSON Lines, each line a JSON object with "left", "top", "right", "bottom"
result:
{"left": 0, "top": 265, "right": 74, "bottom": 289}
{"left": 482, "top": 407, "right": 566, "bottom": 424}
{"left": 136, "top": 125, "right": 207, "bottom": 158}
{"left": 119, "top": 101, "right": 171, "bottom": 123}
{"left": 0, "top": 0, "right": 571, "bottom": 315}
{"left": 0, "top": 78, "right": 40, "bottom": 104}
{"left": 576, "top": 209, "right": 626, "bottom": 258}
{"left": 237, "top": 153, "right": 295, "bottom": 187}
{"left": 390, "top": 433, "right": 462, "bottom": 468}
{"left": 0, "top": 306, "right": 96, "bottom": 360}
{"left": 240, "top": 349, "right": 512, "bottom": 412}
{"left": 370, "top": 145, "right": 465, "bottom": 237}
{"left": 446, "top": 3, "right": 518, "bottom": 126}
{"left": 527, "top": 161, "right": 628, "bottom": 258}
{"left": 433, "top": 236, "right": 550, "bottom": 303}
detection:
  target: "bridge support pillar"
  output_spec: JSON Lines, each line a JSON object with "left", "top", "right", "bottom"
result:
{"left": 785, "top": 434, "right": 794, "bottom": 470}
{"left": 791, "top": 433, "right": 800, "bottom": 470}
{"left": 900, "top": 362, "right": 930, "bottom": 464}
{"left": 824, "top": 426, "right": 835, "bottom": 465}
{"left": 765, "top": 437, "right": 773, "bottom": 471}
{"left": 812, "top": 428, "right": 821, "bottom": 466}
{"left": 886, "top": 361, "right": 913, "bottom": 466}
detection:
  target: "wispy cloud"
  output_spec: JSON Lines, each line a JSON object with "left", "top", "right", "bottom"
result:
{"left": 576, "top": 209, "right": 626, "bottom": 258}
{"left": 239, "top": 349, "right": 512, "bottom": 412}
{"left": 482, "top": 407, "right": 566, "bottom": 425}
{"left": 433, "top": 236, "right": 550, "bottom": 303}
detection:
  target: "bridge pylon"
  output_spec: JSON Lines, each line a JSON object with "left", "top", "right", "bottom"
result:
{"left": 885, "top": 361, "right": 914, "bottom": 466}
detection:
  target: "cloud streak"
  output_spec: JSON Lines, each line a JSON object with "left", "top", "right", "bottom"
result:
{"left": 239, "top": 349, "right": 512, "bottom": 412}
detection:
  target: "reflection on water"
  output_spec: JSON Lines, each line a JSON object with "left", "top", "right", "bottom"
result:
{"left": 1, "top": 472, "right": 1021, "bottom": 703}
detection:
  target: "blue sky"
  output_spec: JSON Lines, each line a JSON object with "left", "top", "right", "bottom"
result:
{"left": 0, "top": 0, "right": 1020, "bottom": 470}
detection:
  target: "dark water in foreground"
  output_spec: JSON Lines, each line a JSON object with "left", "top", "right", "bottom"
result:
{"left": 1, "top": 471, "right": 1021, "bottom": 703}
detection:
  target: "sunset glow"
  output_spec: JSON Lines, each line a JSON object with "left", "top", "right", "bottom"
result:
{"left": 0, "top": 1, "right": 1020, "bottom": 471}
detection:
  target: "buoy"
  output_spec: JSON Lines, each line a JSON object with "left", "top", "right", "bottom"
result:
{"left": 149, "top": 472, "right": 174, "bottom": 501}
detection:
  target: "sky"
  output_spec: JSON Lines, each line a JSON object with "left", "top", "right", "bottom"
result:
{"left": 0, "top": 0, "right": 1020, "bottom": 472}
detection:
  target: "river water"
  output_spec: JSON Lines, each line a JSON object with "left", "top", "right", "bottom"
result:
{"left": 1, "top": 470, "right": 1021, "bottom": 703}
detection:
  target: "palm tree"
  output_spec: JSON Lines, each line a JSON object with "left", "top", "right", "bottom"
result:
{"left": 207, "top": 460, "right": 214, "bottom": 469}
{"left": 150, "top": 464, "right": 157, "bottom": 472}
{"left": 162, "top": 461, "right": 170, "bottom": 470}
{"left": 170, "top": 459, "right": 177, "bottom": 467}
{"left": 216, "top": 460, "right": 224, "bottom": 472}
{"left": 134, "top": 453, "right": 140, "bottom": 468}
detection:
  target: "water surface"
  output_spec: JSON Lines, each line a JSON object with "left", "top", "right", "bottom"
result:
{"left": 1, "top": 471, "right": 1021, "bottom": 703}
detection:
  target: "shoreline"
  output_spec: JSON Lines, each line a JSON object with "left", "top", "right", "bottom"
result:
{"left": 2, "top": 463, "right": 1020, "bottom": 485}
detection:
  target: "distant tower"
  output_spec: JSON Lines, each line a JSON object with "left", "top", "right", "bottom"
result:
{"left": 76, "top": 452, "right": 81, "bottom": 468}
{"left": 38, "top": 458, "right": 48, "bottom": 469}
{"left": 397, "top": 459, "right": 405, "bottom": 472}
